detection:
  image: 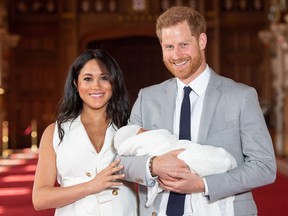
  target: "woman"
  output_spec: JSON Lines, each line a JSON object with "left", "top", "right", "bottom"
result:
{"left": 32, "top": 49, "right": 138, "bottom": 216}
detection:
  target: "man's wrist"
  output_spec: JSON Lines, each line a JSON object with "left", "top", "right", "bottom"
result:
{"left": 149, "top": 156, "right": 157, "bottom": 177}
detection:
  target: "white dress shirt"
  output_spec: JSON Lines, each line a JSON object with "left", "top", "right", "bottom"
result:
{"left": 158, "top": 65, "right": 211, "bottom": 216}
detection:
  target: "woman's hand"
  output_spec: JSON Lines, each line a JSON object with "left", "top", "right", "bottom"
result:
{"left": 87, "top": 159, "right": 125, "bottom": 194}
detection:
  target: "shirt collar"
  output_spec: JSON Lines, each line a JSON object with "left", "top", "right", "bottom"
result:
{"left": 176, "top": 64, "right": 210, "bottom": 97}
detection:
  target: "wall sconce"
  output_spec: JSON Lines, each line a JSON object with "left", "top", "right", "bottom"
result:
{"left": 0, "top": 66, "right": 5, "bottom": 95}
{"left": 0, "top": 87, "right": 5, "bottom": 95}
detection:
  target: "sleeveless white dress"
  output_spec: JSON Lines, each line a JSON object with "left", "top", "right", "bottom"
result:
{"left": 53, "top": 116, "right": 138, "bottom": 216}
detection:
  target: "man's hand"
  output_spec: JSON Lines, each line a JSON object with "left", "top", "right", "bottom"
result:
{"left": 158, "top": 171, "right": 205, "bottom": 194}
{"left": 152, "top": 149, "right": 189, "bottom": 181}
{"left": 152, "top": 149, "right": 205, "bottom": 194}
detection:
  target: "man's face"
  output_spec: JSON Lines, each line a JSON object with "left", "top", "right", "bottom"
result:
{"left": 160, "top": 21, "right": 206, "bottom": 84}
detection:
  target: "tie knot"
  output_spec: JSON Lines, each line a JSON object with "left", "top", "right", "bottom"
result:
{"left": 183, "top": 86, "right": 192, "bottom": 96}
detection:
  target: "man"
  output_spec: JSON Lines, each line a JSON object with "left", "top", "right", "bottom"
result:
{"left": 117, "top": 6, "right": 276, "bottom": 216}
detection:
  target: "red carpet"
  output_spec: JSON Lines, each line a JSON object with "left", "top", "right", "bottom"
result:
{"left": 254, "top": 172, "right": 288, "bottom": 215}
{"left": 0, "top": 149, "right": 287, "bottom": 216}
{"left": 0, "top": 150, "right": 54, "bottom": 216}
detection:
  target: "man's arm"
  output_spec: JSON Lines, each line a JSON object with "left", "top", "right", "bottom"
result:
{"left": 115, "top": 155, "right": 150, "bottom": 186}
{"left": 204, "top": 88, "right": 276, "bottom": 202}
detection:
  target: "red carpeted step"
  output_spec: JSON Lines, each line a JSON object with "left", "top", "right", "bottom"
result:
{"left": 0, "top": 151, "right": 55, "bottom": 216}
{"left": 1, "top": 150, "right": 288, "bottom": 216}
{"left": 254, "top": 172, "right": 288, "bottom": 216}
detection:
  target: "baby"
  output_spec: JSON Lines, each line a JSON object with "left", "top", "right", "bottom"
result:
{"left": 114, "top": 125, "right": 237, "bottom": 216}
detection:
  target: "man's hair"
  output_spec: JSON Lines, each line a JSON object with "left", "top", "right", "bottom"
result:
{"left": 156, "top": 6, "right": 207, "bottom": 40}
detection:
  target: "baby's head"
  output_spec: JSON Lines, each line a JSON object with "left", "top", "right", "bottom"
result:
{"left": 137, "top": 127, "right": 147, "bottom": 134}
{"left": 114, "top": 125, "right": 145, "bottom": 147}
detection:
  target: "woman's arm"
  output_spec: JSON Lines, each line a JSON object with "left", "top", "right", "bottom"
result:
{"left": 32, "top": 123, "right": 125, "bottom": 210}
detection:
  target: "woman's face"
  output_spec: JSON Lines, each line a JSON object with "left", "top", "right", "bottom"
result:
{"left": 75, "top": 59, "right": 113, "bottom": 112}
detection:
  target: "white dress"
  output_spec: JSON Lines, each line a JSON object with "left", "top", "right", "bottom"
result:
{"left": 53, "top": 116, "right": 138, "bottom": 216}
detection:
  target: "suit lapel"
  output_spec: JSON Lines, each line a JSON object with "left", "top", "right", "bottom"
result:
{"left": 66, "top": 116, "right": 97, "bottom": 154}
{"left": 161, "top": 79, "right": 177, "bottom": 132}
{"left": 198, "top": 71, "right": 222, "bottom": 144}
{"left": 100, "top": 124, "right": 116, "bottom": 154}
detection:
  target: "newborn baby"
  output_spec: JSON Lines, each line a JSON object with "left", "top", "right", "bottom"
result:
{"left": 114, "top": 125, "right": 237, "bottom": 216}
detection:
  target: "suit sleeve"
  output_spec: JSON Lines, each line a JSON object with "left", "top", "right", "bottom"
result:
{"left": 205, "top": 87, "right": 277, "bottom": 202}
{"left": 115, "top": 89, "right": 152, "bottom": 186}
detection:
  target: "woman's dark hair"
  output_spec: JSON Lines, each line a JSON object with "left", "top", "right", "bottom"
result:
{"left": 56, "top": 49, "right": 131, "bottom": 142}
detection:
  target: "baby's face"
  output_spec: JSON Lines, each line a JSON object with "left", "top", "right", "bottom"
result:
{"left": 137, "top": 128, "right": 147, "bottom": 135}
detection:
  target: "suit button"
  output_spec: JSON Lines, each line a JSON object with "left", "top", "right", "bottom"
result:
{"left": 86, "top": 172, "right": 91, "bottom": 177}
{"left": 135, "top": 178, "right": 144, "bottom": 184}
{"left": 112, "top": 189, "right": 118, "bottom": 196}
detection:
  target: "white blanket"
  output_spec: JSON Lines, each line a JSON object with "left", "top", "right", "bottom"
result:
{"left": 114, "top": 125, "right": 237, "bottom": 216}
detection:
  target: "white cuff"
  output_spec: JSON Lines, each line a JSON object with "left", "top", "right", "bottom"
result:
{"left": 145, "top": 156, "right": 158, "bottom": 187}
{"left": 202, "top": 177, "right": 209, "bottom": 197}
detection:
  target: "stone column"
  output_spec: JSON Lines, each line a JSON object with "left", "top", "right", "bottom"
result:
{"left": 259, "top": 4, "right": 288, "bottom": 157}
